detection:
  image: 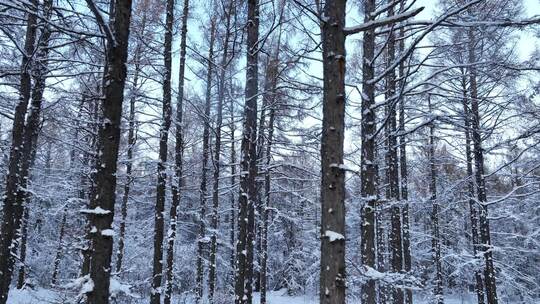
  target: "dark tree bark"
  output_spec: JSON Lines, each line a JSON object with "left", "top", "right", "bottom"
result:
{"left": 229, "top": 80, "right": 237, "bottom": 288}
{"left": 467, "top": 28, "right": 498, "bottom": 304}
{"left": 0, "top": 3, "right": 38, "bottom": 301}
{"left": 385, "top": 3, "right": 404, "bottom": 303}
{"left": 360, "top": 1, "right": 378, "bottom": 303}
{"left": 234, "top": 0, "right": 260, "bottom": 302}
{"left": 428, "top": 96, "right": 444, "bottom": 304}
{"left": 84, "top": 0, "right": 133, "bottom": 302}
{"left": 150, "top": 1, "right": 175, "bottom": 303}
{"left": 209, "top": 1, "right": 234, "bottom": 301}
{"left": 16, "top": 208, "right": 29, "bottom": 289}
{"left": 164, "top": 0, "right": 189, "bottom": 303}
{"left": 0, "top": 1, "right": 50, "bottom": 301}
{"left": 461, "top": 68, "right": 485, "bottom": 304}
{"left": 16, "top": 112, "right": 43, "bottom": 290}
{"left": 319, "top": 1, "right": 346, "bottom": 303}
{"left": 14, "top": 126, "right": 41, "bottom": 291}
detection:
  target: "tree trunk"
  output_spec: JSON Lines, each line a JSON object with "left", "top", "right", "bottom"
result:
{"left": 85, "top": 0, "right": 133, "bottom": 302}
{"left": 209, "top": 2, "right": 234, "bottom": 301}
{"left": 150, "top": 1, "right": 175, "bottom": 303}
{"left": 0, "top": 2, "right": 38, "bottom": 301}
{"left": 461, "top": 69, "right": 485, "bottom": 304}
{"left": 319, "top": 1, "right": 346, "bottom": 303}
{"left": 234, "top": 0, "right": 260, "bottom": 302}
{"left": 376, "top": 198, "right": 388, "bottom": 304}
{"left": 0, "top": 0, "right": 53, "bottom": 300}
{"left": 360, "top": 1, "right": 378, "bottom": 303}
{"left": 259, "top": 105, "right": 275, "bottom": 304}
{"left": 385, "top": 3, "right": 403, "bottom": 303}
{"left": 428, "top": 96, "right": 444, "bottom": 304}
{"left": 16, "top": 208, "right": 29, "bottom": 289}
{"left": 164, "top": 0, "right": 189, "bottom": 303}
{"left": 254, "top": 59, "right": 268, "bottom": 295}
{"left": 229, "top": 81, "right": 237, "bottom": 290}
{"left": 14, "top": 123, "right": 40, "bottom": 291}
{"left": 260, "top": 37, "right": 282, "bottom": 304}
{"left": 467, "top": 28, "right": 498, "bottom": 304}
{"left": 398, "top": 11, "right": 412, "bottom": 303}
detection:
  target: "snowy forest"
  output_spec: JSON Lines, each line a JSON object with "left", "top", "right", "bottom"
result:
{"left": 0, "top": 0, "right": 539, "bottom": 303}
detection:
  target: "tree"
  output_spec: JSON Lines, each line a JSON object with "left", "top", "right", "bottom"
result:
{"left": 208, "top": 1, "right": 236, "bottom": 301}
{"left": 319, "top": 1, "right": 347, "bottom": 303}
{"left": 164, "top": 0, "right": 189, "bottom": 303}
{"left": 0, "top": 1, "right": 42, "bottom": 302}
{"left": 234, "top": 0, "right": 260, "bottom": 302}
{"left": 385, "top": 3, "right": 405, "bottom": 304}
{"left": 83, "top": 0, "right": 134, "bottom": 302}
{"left": 150, "top": 1, "right": 175, "bottom": 302}
{"left": 427, "top": 95, "right": 444, "bottom": 304}
{"left": 360, "top": 1, "right": 378, "bottom": 303}
{"left": 467, "top": 27, "right": 499, "bottom": 304}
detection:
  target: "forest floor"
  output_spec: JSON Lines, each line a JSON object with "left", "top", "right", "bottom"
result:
{"left": 7, "top": 287, "right": 483, "bottom": 304}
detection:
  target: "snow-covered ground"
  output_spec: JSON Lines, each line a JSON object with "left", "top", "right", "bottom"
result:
{"left": 252, "top": 291, "right": 318, "bottom": 304}
{"left": 7, "top": 287, "right": 484, "bottom": 304}
{"left": 8, "top": 288, "right": 62, "bottom": 304}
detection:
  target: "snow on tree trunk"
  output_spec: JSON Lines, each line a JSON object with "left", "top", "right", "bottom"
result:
{"left": 85, "top": 0, "right": 133, "bottom": 302}
{"left": 150, "top": 1, "right": 175, "bottom": 303}
{"left": 467, "top": 27, "right": 499, "bottom": 304}
{"left": 164, "top": 0, "right": 189, "bottom": 303}
{"left": 234, "top": 0, "right": 260, "bottom": 302}
{"left": 428, "top": 96, "right": 444, "bottom": 304}
{"left": 319, "top": 1, "right": 347, "bottom": 303}
{"left": 360, "top": 1, "right": 378, "bottom": 303}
